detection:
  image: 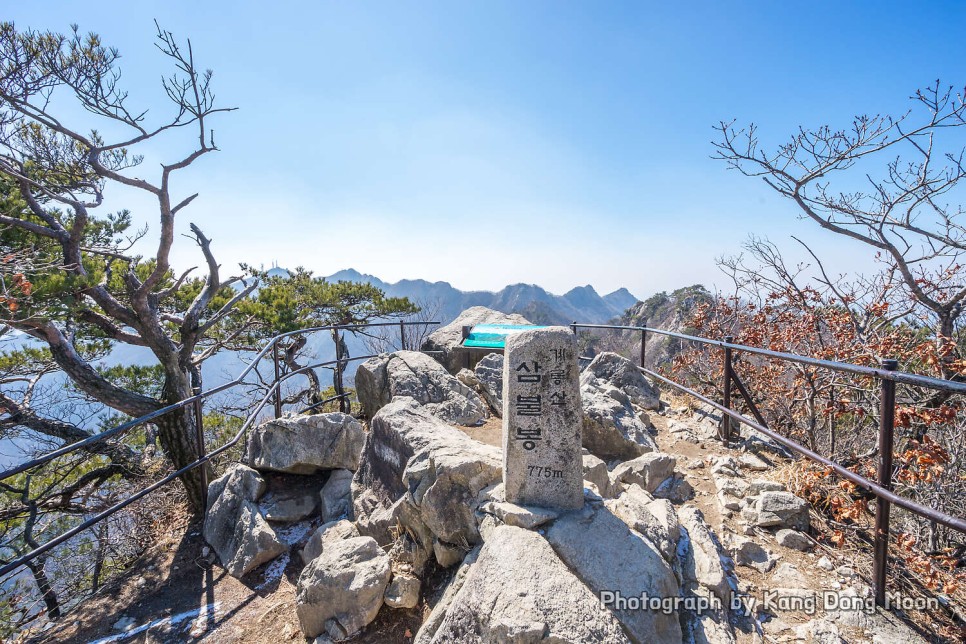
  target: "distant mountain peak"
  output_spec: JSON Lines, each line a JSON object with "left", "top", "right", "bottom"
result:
{"left": 564, "top": 284, "right": 600, "bottom": 296}
{"left": 318, "top": 269, "right": 641, "bottom": 326}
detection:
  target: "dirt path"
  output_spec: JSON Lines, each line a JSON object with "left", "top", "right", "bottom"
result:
{"left": 40, "top": 401, "right": 938, "bottom": 643}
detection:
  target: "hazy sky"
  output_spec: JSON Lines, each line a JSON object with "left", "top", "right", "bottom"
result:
{"left": 7, "top": 1, "right": 966, "bottom": 299}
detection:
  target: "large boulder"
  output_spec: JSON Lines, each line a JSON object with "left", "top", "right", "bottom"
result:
{"left": 301, "top": 519, "right": 360, "bottom": 564}
{"left": 419, "top": 525, "right": 630, "bottom": 643}
{"left": 244, "top": 412, "right": 365, "bottom": 474}
{"left": 473, "top": 352, "right": 504, "bottom": 417}
{"left": 355, "top": 351, "right": 486, "bottom": 426}
{"left": 353, "top": 397, "right": 501, "bottom": 553}
{"left": 545, "top": 502, "right": 683, "bottom": 643}
{"left": 580, "top": 380, "right": 657, "bottom": 461}
{"left": 203, "top": 465, "right": 286, "bottom": 578}
{"left": 421, "top": 306, "right": 531, "bottom": 374}
{"left": 295, "top": 535, "right": 392, "bottom": 639}
{"left": 582, "top": 352, "right": 661, "bottom": 411}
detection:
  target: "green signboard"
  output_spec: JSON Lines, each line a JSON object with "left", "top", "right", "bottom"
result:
{"left": 462, "top": 324, "right": 548, "bottom": 349}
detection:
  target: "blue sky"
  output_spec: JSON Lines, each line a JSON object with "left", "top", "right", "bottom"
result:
{"left": 7, "top": 1, "right": 966, "bottom": 299}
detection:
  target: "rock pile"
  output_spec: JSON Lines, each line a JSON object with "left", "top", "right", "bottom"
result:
{"left": 356, "top": 350, "right": 486, "bottom": 425}
{"left": 202, "top": 317, "right": 906, "bottom": 643}
{"left": 203, "top": 412, "right": 364, "bottom": 579}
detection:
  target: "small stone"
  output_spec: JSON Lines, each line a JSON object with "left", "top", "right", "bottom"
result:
{"left": 610, "top": 452, "right": 677, "bottom": 494}
{"left": 817, "top": 556, "right": 834, "bottom": 571}
{"left": 653, "top": 475, "right": 692, "bottom": 503}
{"left": 835, "top": 566, "right": 855, "bottom": 578}
{"left": 582, "top": 453, "right": 612, "bottom": 497}
{"left": 775, "top": 529, "right": 812, "bottom": 551}
{"left": 716, "top": 477, "right": 749, "bottom": 498}
{"left": 771, "top": 562, "right": 807, "bottom": 586}
{"left": 739, "top": 453, "right": 770, "bottom": 471}
{"left": 730, "top": 535, "right": 778, "bottom": 573}
{"left": 433, "top": 539, "right": 465, "bottom": 568}
{"left": 478, "top": 514, "right": 501, "bottom": 541}
{"left": 716, "top": 491, "right": 742, "bottom": 512}
{"left": 711, "top": 456, "right": 738, "bottom": 472}
{"left": 752, "top": 492, "right": 810, "bottom": 531}
{"left": 745, "top": 479, "right": 786, "bottom": 496}
{"left": 384, "top": 573, "right": 421, "bottom": 609}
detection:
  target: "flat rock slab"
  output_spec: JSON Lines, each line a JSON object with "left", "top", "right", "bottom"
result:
{"left": 421, "top": 525, "right": 630, "bottom": 643}
{"left": 502, "top": 327, "right": 583, "bottom": 510}
{"left": 478, "top": 501, "right": 559, "bottom": 530}
{"left": 260, "top": 490, "right": 318, "bottom": 523}
{"left": 244, "top": 412, "right": 365, "bottom": 474}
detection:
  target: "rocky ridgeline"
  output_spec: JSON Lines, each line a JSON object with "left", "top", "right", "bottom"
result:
{"left": 201, "top": 312, "right": 927, "bottom": 644}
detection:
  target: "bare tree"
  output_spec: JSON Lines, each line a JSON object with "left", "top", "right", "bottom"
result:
{"left": 0, "top": 22, "right": 248, "bottom": 511}
{"left": 361, "top": 296, "right": 443, "bottom": 354}
{"left": 714, "top": 81, "right": 966, "bottom": 377}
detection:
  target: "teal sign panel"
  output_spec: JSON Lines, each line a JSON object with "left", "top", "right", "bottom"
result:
{"left": 462, "top": 324, "right": 548, "bottom": 349}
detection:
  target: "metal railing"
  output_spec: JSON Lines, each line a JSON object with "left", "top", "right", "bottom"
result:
{"left": 6, "top": 315, "right": 963, "bottom": 613}
{"left": 0, "top": 320, "right": 438, "bottom": 581}
{"left": 571, "top": 321, "right": 966, "bottom": 608}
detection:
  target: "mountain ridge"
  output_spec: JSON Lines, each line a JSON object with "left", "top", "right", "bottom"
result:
{"left": 322, "top": 268, "right": 639, "bottom": 325}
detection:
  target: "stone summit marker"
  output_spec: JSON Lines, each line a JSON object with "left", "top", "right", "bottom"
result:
{"left": 502, "top": 326, "right": 583, "bottom": 509}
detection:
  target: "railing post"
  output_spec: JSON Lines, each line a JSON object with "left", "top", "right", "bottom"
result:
{"left": 640, "top": 322, "right": 647, "bottom": 368}
{"left": 193, "top": 387, "right": 208, "bottom": 509}
{"left": 272, "top": 339, "right": 282, "bottom": 419}
{"left": 571, "top": 321, "right": 577, "bottom": 335}
{"left": 828, "top": 386, "right": 836, "bottom": 458}
{"left": 399, "top": 320, "right": 407, "bottom": 351}
{"left": 461, "top": 326, "right": 471, "bottom": 370}
{"left": 874, "top": 358, "right": 898, "bottom": 607}
{"left": 335, "top": 328, "right": 345, "bottom": 413}
{"left": 722, "top": 336, "right": 734, "bottom": 445}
